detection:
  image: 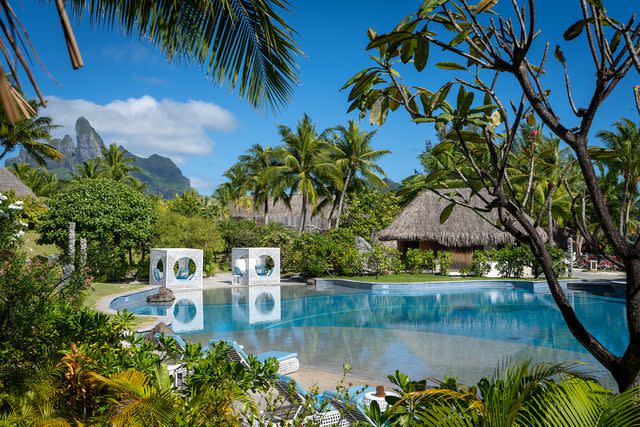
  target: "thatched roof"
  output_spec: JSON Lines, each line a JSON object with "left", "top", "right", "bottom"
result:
{"left": 0, "top": 167, "right": 34, "bottom": 198}
{"left": 379, "top": 189, "right": 540, "bottom": 247}
{"left": 230, "top": 193, "right": 333, "bottom": 230}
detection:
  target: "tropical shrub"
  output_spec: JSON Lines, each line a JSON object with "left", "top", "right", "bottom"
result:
{"left": 38, "top": 179, "right": 157, "bottom": 278}
{"left": 341, "top": 188, "right": 400, "bottom": 240}
{"left": 379, "top": 358, "right": 640, "bottom": 426}
{"left": 153, "top": 207, "right": 224, "bottom": 276}
{"left": 365, "top": 244, "right": 402, "bottom": 275}
{"left": 436, "top": 251, "right": 452, "bottom": 275}
{"left": 259, "top": 223, "right": 298, "bottom": 273}
{"left": 472, "top": 249, "right": 492, "bottom": 277}
{"left": 290, "top": 229, "right": 363, "bottom": 277}
{"left": 404, "top": 248, "right": 436, "bottom": 274}
{"left": 219, "top": 218, "right": 261, "bottom": 255}
{"left": 0, "top": 192, "right": 28, "bottom": 250}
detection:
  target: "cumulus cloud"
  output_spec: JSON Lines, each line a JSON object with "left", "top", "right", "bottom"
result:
{"left": 189, "top": 176, "right": 215, "bottom": 194}
{"left": 45, "top": 95, "right": 237, "bottom": 158}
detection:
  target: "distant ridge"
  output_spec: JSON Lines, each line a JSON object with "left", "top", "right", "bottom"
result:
{"left": 6, "top": 117, "right": 191, "bottom": 199}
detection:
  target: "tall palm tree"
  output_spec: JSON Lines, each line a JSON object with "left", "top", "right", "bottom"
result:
{"left": 269, "top": 114, "right": 338, "bottom": 230}
{"left": 0, "top": 0, "right": 301, "bottom": 122}
{"left": 73, "top": 158, "right": 103, "bottom": 180}
{"left": 330, "top": 120, "right": 390, "bottom": 228}
{"left": 237, "top": 144, "right": 285, "bottom": 225}
{"left": 99, "top": 144, "right": 142, "bottom": 186}
{"left": 9, "top": 163, "right": 59, "bottom": 198}
{"left": 0, "top": 101, "right": 61, "bottom": 164}
{"left": 595, "top": 119, "right": 640, "bottom": 237}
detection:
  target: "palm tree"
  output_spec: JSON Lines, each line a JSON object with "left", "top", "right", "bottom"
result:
{"left": 269, "top": 114, "right": 338, "bottom": 230}
{"left": 73, "top": 158, "right": 103, "bottom": 180}
{"left": 9, "top": 163, "right": 59, "bottom": 198}
{"left": 595, "top": 119, "right": 640, "bottom": 237}
{"left": 0, "top": 0, "right": 301, "bottom": 122}
{"left": 330, "top": 120, "right": 390, "bottom": 228}
{"left": 99, "top": 144, "right": 142, "bottom": 186}
{"left": 387, "top": 358, "right": 640, "bottom": 426}
{"left": 0, "top": 101, "right": 61, "bottom": 164}
{"left": 237, "top": 144, "right": 285, "bottom": 225}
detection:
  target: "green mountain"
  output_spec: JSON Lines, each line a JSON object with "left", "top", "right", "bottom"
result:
{"left": 6, "top": 117, "right": 191, "bottom": 199}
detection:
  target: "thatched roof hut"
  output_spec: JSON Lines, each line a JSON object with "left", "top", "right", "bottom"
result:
{"left": 230, "top": 193, "right": 333, "bottom": 230}
{"left": 380, "top": 189, "right": 540, "bottom": 268}
{"left": 380, "top": 189, "right": 518, "bottom": 247}
{"left": 0, "top": 167, "right": 34, "bottom": 198}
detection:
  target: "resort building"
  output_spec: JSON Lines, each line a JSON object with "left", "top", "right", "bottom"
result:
{"left": 229, "top": 193, "right": 334, "bottom": 231}
{"left": 0, "top": 167, "right": 35, "bottom": 198}
{"left": 379, "top": 189, "right": 519, "bottom": 268}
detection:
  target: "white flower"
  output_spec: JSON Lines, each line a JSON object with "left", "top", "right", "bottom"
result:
{"left": 18, "top": 221, "right": 28, "bottom": 227}
{"left": 15, "top": 230, "right": 24, "bottom": 238}
{"left": 0, "top": 194, "right": 6, "bottom": 201}
{"left": 8, "top": 203, "right": 23, "bottom": 210}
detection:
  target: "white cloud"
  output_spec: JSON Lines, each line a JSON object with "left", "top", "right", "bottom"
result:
{"left": 44, "top": 95, "right": 237, "bottom": 158}
{"left": 189, "top": 176, "right": 215, "bottom": 194}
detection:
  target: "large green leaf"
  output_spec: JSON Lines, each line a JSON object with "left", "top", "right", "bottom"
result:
{"left": 436, "top": 61, "right": 467, "bottom": 70}
{"left": 439, "top": 202, "right": 456, "bottom": 224}
{"left": 414, "top": 40, "right": 430, "bottom": 71}
{"left": 64, "top": 0, "right": 301, "bottom": 111}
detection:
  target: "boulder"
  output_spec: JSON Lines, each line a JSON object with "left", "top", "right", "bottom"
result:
{"left": 306, "top": 278, "right": 316, "bottom": 286}
{"left": 147, "top": 287, "right": 175, "bottom": 303}
{"left": 355, "top": 236, "right": 372, "bottom": 253}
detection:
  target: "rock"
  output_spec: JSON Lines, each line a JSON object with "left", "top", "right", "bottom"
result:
{"left": 147, "top": 287, "right": 175, "bottom": 303}
{"left": 75, "top": 117, "right": 105, "bottom": 161}
{"left": 306, "top": 278, "right": 316, "bottom": 286}
{"left": 355, "top": 236, "right": 372, "bottom": 253}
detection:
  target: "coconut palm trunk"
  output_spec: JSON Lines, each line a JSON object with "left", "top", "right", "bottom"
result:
{"left": 300, "top": 194, "right": 307, "bottom": 231}
{"left": 334, "top": 168, "right": 352, "bottom": 229}
{"left": 264, "top": 198, "right": 269, "bottom": 225}
{"left": 620, "top": 176, "right": 630, "bottom": 235}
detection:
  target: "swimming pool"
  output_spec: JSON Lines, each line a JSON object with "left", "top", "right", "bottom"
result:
{"left": 112, "top": 281, "right": 627, "bottom": 386}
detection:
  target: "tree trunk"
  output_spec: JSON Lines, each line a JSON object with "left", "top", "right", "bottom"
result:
{"left": 264, "top": 199, "right": 269, "bottom": 225}
{"left": 547, "top": 200, "right": 554, "bottom": 246}
{"left": 300, "top": 194, "right": 307, "bottom": 231}
{"left": 624, "top": 198, "right": 632, "bottom": 238}
{"left": 612, "top": 256, "right": 640, "bottom": 390}
{"left": 619, "top": 176, "right": 630, "bottom": 236}
{"left": 334, "top": 168, "right": 352, "bottom": 229}
{"left": 128, "top": 247, "right": 134, "bottom": 266}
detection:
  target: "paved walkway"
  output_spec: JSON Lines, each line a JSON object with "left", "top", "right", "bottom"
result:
{"left": 570, "top": 269, "right": 626, "bottom": 281}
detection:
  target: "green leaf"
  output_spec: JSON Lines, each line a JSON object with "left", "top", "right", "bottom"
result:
{"left": 432, "top": 141, "right": 454, "bottom": 155}
{"left": 367, "top": 32, "right": 413, "bottom": 50}
{"left": 610, "top": 31, "right": 621, "bottom": 52}
{"left": 586, "top": 0, "right": 605, "bottom": 11}
{"left": 563, "top": 19, "right": 593, "bottom": 41}
{"left": 419, "top": 0, "right": 450, "bottom": 17}
{"left": 526, "top": 113, "right": 536, "bottom": 126}
{"left": 414, "top": 40, "right": 430, "bottom": 71}
{"left": 342, "top": 68, "right": 374, "bottom": 90}
{"left": 451, "top": 29, "right": 470, "bottom": 47}
{"left": 554, "top": 45, "right": 566, "bottom": 66}
{"left": 436, "top": 62, "right": 467, "bottom": 70}
{"left": 475, "top": 0, "right": 498, "bottom": 14}
{"left": 440, "top": 202, "right": 456, "bottom": 224}
{"left": 401, "top": 38, "right": 417, "bottom": 63}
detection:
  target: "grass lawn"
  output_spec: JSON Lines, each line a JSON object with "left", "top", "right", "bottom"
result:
{"left": 21, "top": 230, "right": 59, "bottom": 257}
{"left": 334, "top": 273, "right": 504, "bottom": 283}
{"left": 83, "top": 282, "right": 153, "bottom": 329}
{"left": 83, "top": 282, "right": 148, "bottom": 309}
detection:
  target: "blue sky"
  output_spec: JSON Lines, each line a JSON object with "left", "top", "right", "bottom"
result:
{"left": 10, "top": 0, "right": 640, "bottom": 194}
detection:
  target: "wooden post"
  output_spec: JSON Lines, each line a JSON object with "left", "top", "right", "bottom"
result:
{"left": 567, "top": 237, "right": 573, "bottom": 278}
{"left": 68, "top": 221, "right": 76, "bottom": 261}
{"left": 79, "top": 238, "right": 87, "bottom": 268}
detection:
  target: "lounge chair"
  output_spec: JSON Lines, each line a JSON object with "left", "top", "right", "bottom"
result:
{"left": 270, "top": 374, "right": 349, "bottom": 427}
{"left": 211, "top": 340, "right": 300, "bottom": 375}
{"left": 323, "top": 385, "right": 377, "bottom": 425}
{"left": 152, "top": 267, "right": 163, "bottom": 281}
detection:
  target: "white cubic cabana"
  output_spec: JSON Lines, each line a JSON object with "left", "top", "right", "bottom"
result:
{"left": 231, "top": 247, "right": 280, "bottom": 285}
{"left": 150, "top": 248, "right": 203, "bottom": 289}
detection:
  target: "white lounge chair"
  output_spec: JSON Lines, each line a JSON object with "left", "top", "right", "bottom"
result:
{"left": 211, "top": 340, "right": 300, "bottom": 375}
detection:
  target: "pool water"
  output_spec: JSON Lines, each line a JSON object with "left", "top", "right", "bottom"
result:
{"left": 114, "top": 282, "right": 627, "bottom": 386}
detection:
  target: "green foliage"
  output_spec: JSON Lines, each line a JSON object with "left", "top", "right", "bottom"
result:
{"left": 436, "top": 251, "right": 452, "bottom": 275}
{"left": 290, "top": 229, "right": 363, "bottom": 277}
{"left": 491, "top": 245, "right": 530, "bottom": 278}
{"left": 384, "top": 358, "right": 640, "bottom": 426}
{"left": 404, "top": 248, "right": 436, "bottom": 274}
{"left": 341, "top": 188, "right": 400, "bottom": 239}
{"left": 9, "top": 163, "right": 59, "bottom": 198}
{"left": 365, "top": 244, "right": 403, "bottom": 276}
{"left": 154, "top": 206, "right": 224, "bottom": 276}
{"left": 38, "top": 179, "right": 157, "bottom": 279}
{"left": 259, "top": 223, "right": 298, "bottom": 273}
{"left": 472, "top": 249, "right": 492, "bottom": 277}
{"left": 219, "top": 218, "right": 262, "bottom": 255}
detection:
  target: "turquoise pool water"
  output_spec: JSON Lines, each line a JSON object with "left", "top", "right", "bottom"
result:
{"left": 113, "top": 282, "right": 627, "bottom": 385}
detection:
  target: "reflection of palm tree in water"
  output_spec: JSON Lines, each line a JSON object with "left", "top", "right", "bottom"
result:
{"left": 173, "top": 299, "right": 197, "bottom": 324}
